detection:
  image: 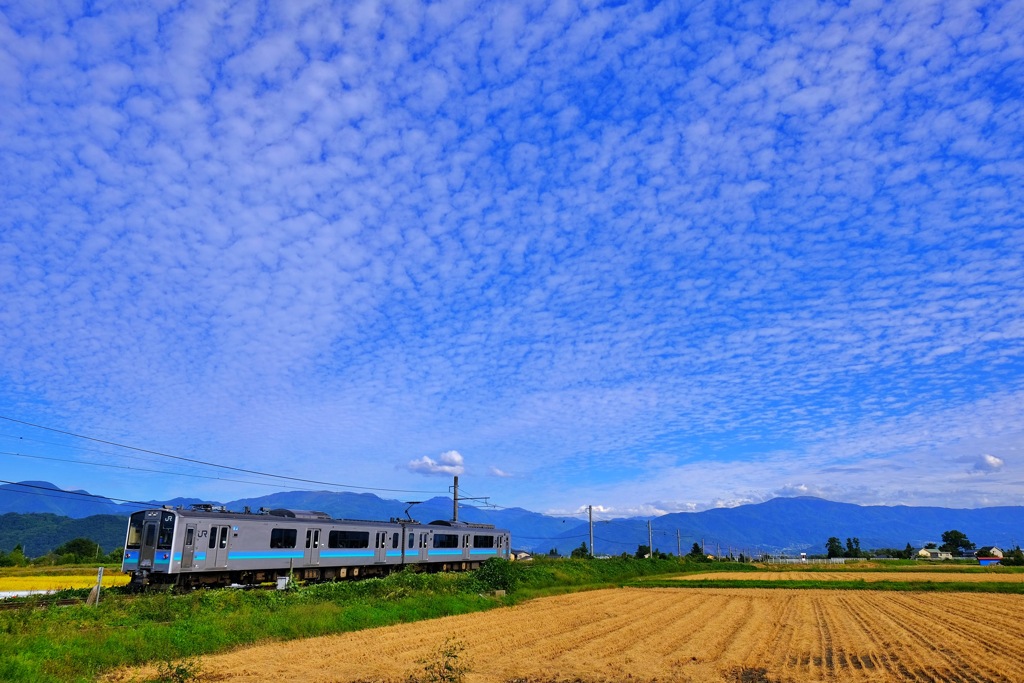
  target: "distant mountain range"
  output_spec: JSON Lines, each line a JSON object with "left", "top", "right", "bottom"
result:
{"left": 1, "top": 481, "right": 1022, "bottom": 556}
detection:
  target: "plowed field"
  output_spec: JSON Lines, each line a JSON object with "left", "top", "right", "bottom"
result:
{"left": 674, "top": 571, "right": 1024, "bottom": 582}
{"left": 106, "top": 587, "right": 1024, "bottom": 683}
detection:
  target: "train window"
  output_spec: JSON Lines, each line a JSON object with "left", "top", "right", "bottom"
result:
{"left": 408, "top": 533, "right": 415, "bottom": 549}
{"left": 126, "top": 512, "right": 145, "bottom": 549}
{"left": 219, "top": 526, "right": 228, "bottom": 549}
{"left": 328, "top": 530, "right": 369, "bottom": 549}
{"left": 313, "top": 529, "right": 320, "bottom": 549}
{"left": 305, "top": 529, "right": 312, "bottom": 549}
{"left": 209, "top": 526, "right": 218, "bottom": 549}
{"left": 270, "top": 528, "right": 297, "bottom": 549}
{"left": 185, "top": 528, "right": 194, "bottom": 546}
{"left": 144, "top": 524, "right": 157, "bottom": 548}
{"left": 157, "top": 513, "right": 175, "bottom": 549}
{"left": 433, "top": 533, "right": 459, "bottom": 549}
{"left": 392, "top": 533, "right": 399, "bottom": 549}
{"left": 473, "top": 535, "right": 495, "bottom": 548}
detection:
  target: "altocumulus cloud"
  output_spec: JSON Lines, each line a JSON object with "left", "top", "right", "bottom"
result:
{"left": 0, "top": 0, "right": 1022, "bottom": 513}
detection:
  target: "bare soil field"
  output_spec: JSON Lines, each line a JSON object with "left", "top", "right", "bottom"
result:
{"left": 674, "top": 571, "right": 1024, "bottom": 583}
{"left": 106, "top": 587, "right": 1024, "bottom": 683}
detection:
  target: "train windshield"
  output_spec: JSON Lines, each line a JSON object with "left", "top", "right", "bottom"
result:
{"left": 126, "top": 512, "right": 146, "bottom": 549}
{"left": 157, "top": 512, "right": 176, "bottom": 549}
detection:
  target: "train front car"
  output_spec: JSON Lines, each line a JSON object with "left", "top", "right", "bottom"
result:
{"left": 122, "top": 508, "right": 179, "bottom": 589}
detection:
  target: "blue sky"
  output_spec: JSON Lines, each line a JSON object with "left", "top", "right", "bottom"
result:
{"left": 1, "top": 0, "right": 1022, "bottom": 517}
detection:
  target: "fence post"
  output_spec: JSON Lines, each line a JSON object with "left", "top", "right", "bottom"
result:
{"left": 86, "top": 566, "right": 104, "bottom": 606}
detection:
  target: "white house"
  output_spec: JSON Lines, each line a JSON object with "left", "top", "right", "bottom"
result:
{"left": 918, "top": 547, "right": 953, "bottom": 560}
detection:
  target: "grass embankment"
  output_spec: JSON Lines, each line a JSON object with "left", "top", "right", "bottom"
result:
{"left": 0, "top": 556, "right": 707, "bottom": 683}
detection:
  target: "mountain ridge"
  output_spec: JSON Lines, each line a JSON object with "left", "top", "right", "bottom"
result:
{"left": 1, "top": 481, "right": 1021, "bottom": 555}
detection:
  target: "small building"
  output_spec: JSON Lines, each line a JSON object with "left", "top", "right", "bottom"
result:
{"left": 976, "top": 546, "right": 1003, "bottom": 559}
{"left": 918, "top": 547, "right": 953, "bottom": 560}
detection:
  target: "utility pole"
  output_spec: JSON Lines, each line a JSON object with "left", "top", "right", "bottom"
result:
{"left": 676, "top": 529, "right": 681, "bottom": 557}
{"left": 648, "top": 520, "right": 653, "bottom": 558}
{"left": 588, "top": 505, "right": 594, "bottom": 557}
{"left": 449, "top": 477, "right": 491, "bottom": 523}
{"left": 452, "top": 476, "right": 459, "bottom": 522}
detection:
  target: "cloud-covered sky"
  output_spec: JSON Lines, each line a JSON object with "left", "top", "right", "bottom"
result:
{"left": 2, "top": 0, "right": 1022, "bottom": 516}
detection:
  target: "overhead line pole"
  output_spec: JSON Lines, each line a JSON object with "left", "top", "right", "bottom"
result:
{"left": 589, "top": 505, "right": 594, "bottom": 557}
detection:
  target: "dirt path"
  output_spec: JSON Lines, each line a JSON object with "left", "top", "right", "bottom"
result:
{"left": 106, "top": 587, "right": 1024, "bottom": 682}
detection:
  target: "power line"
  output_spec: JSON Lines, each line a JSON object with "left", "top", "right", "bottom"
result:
{"left": 0, "top": 450, "right": 350, "bottom": 492}
{"left": 0, "top": 414, "right": 446, "bottom": 495}
{"left": 0, "top": 479, "right": 154, "bottom": 509}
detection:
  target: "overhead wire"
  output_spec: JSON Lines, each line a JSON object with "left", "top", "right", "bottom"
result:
{"left": 0, "top": 414, "right": 448, "bottom": 496}
{"left": 0, "top": 479, "right": 154, "bottom": 509}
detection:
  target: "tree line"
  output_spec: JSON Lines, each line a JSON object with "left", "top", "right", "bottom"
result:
{"left": 0, "top": 538, "right": 124, "bottom": 567}
{"left": 825, "top": 529, "right": 1024, "bottom": 564}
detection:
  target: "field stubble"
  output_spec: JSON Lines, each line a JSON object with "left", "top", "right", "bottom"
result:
{"left": 105, "top": 587, "right": 1024, "bottom": 683}
{"left": 674, "top": 571, "right": 1024, "bottom": 583}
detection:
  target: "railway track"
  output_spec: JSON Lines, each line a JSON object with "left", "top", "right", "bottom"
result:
{"left": 0, "top": 597, "right": 85, "bottom": 610}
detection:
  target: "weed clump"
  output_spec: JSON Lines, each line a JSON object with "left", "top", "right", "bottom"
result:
{"left": 154, "top": 657, "right": 203, "bottom": 683}
{"left": 411, "top": 636, "right": 470, "bottom": 683}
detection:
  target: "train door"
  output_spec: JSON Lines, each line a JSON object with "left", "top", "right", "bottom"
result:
{"left": 139, "top": 518, "right": 158, "bottom": 570}
{"left": 305, "top": 528, "right": 321, "bottom": 565}
{"left": 181, "top": 524, "right": 196, "bottom": 569}
{"left": 374, "top": 530, "right": 388, "bottom": 563}
{"left": 208, "top": 524, "right": 229, "bottom": 568}
{"left": 419, "top": 530, "right": 431, "bottom": 562}
{"left": 462, "top": 533, "right": 471, "bottom": 561}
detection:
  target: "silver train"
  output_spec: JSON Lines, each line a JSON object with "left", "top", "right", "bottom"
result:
{"left": 121, "top": 505, "right": 511, "bottom": 588}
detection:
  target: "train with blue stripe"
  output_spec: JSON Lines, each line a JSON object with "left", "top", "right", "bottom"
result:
{"left": 121, "top": 505, "right": 510, "bottom": 588}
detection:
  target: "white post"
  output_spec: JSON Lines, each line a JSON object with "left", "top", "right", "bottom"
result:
{"left": 87, "top": 566, "right": 104, "bottom": 606}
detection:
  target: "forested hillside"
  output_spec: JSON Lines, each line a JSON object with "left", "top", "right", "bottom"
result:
{"left": 0, "top": 513, "right": 127, "bottom": 557}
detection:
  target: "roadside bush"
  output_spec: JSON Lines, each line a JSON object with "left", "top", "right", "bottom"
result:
{"left": 473, "top": 558, "right": 523, "bottom": 593}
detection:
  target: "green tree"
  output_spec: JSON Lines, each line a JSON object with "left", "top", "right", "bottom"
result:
{"left": 903, "top": 542, "right": 915, "bottom": 560}
{"left": 687, "top": 542, "right": 704, "bottom": 559}
{"left": 570, "top": 541, "right": 590, "bottom": 559}
{"left": 939, "top": 530, "right": 975, "bottom": 557}
{"left": 635, "top": 544, "right": 651, "bottom": 559}
{"left": 825, "top": 537, "right": 843, "bottom": 558}
{"left": 1002, "top": 546, "right": 1024, "bottom": 566}
{"left": 53, "top": 537, "right": 102, "bottom": 562}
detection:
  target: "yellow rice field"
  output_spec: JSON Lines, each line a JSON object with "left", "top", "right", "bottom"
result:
{"left": 0, "top": 570, "right": 130, "bottom": 592}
